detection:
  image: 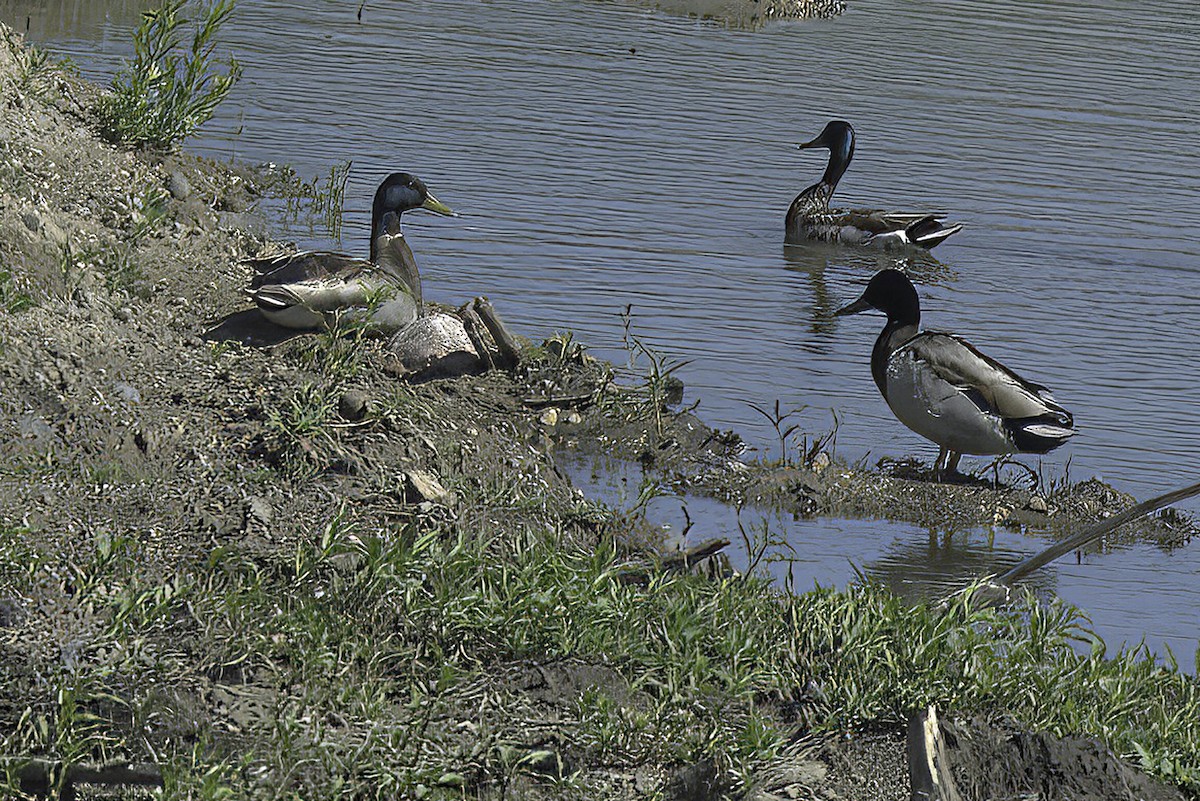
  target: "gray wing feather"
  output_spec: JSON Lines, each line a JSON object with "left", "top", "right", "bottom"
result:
{"left": 244, "top": 251, "right": 371, "bottom": 289}
{"left": 904, "top": 333, "right": 1063, "bottom": 420}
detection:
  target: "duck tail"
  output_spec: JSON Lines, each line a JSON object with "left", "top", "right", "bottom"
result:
{"left": 905, "top": 215, "right": 963, "bottom": 249}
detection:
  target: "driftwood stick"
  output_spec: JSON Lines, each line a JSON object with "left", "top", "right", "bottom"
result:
{"left": 1000, "top": 479, "right": 1200, "bottom": 584}
{"left": 522, "top": 392, "right": 597, "bottom": 409}
{"left": 660, "top": 537, "right": 730, "bottom": 572}
{"left": 9, "top": 758, "right": 164, "bottom": 799}
{"left": 473, "top": 296, "right": 521, "bottom": 369}
{"left": 457, "top": 302, "right": 495, "bottom": 371}
{"left": 906, "top": 706, "right": 963, "bottom": 801}
{"left": 616, "top": 538, "right": 730, "bottom": 585}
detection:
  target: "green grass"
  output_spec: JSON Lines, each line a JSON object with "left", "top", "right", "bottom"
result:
{"left": 97, "top": 0, "right": 241, "bottom": 149}
{"left": 2, "top": 511, "right": 1198, "bottom": 799}
{"left": 1, "top": 24, "right": 63, "bottom": 101}
{"left": 0, "top": 268, "right": 34, "bottom": 313}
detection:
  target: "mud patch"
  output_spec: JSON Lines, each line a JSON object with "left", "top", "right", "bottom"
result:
{"left": 942, "top": 716, "right": 1186, "bottom": 801}
{"left": 619, "top": 0, "right": 845, "bottom": 26}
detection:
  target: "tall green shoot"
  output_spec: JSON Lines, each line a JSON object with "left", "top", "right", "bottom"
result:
{"left": 99, "top": 0, "right": 242, "bottom": 149}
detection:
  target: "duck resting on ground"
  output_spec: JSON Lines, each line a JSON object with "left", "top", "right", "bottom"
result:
{"left": 834, "top": 269, "right": 1074, "bottom": 479}
{"left": 244, "top": 172, "right": 455, "bottom": 332}
{"left": 786, "top": 120, "right": 962, "bottom": 249}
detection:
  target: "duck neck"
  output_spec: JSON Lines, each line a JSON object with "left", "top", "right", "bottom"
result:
{"left": 821, "top": 135, "right": 853, "bottom": 192}
{"left": 786, "top": 139, "right": 853, "bottom": 228}
{"left": 870, "top": 316, "right": 918, "bottom": 395}
{"left": 372, "top": 211, "right": 423, "bottom": 306}
{"left": 369, "top": 209, "right": 404, "bottom": 263}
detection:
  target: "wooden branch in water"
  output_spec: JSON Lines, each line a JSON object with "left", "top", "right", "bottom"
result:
{"left": 660, "top": 537, "right": 730, "bottom": 572}
{"left": 616, "top": 537, "right": 730, "bottom": 585}
{"left": 1000, "top": 479, "right": 1200, "bottom": 584}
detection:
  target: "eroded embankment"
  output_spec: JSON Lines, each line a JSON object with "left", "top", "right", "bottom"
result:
{"left": 619, "top": 0, "right": 845, "bottom": 27}
{"left": 1, "top": 22, "right": 1197, "bottom": 801}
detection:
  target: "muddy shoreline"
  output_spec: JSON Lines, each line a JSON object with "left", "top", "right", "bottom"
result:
{"left": 1, "top": 21, "right": 1196, "bottom": 801}
{"left": 619, "top": 0, "right": 846, "bottom": 26}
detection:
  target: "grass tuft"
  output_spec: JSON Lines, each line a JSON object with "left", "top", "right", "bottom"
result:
{"left": 97, "top": 0, "right": 242, "bottom": 149}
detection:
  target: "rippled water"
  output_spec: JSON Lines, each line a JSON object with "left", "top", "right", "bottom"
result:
{"left": 5, "top": 0, "right": 1199, "bottom": 656}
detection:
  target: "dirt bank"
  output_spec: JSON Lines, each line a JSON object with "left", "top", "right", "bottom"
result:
{"left": 620, "top": 0, "right": 845, "bottom": 27}
{"left": 1, "top": 22, "right": 1195, "bottom": 801}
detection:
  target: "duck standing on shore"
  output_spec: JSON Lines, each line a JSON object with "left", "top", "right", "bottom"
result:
{"left": 834, "top": 269, "right": 1074, "bottom": 478}
{"left": 245, "top": 172, "right": 455, "bottom": 332}
{"left": 786, "top": 121, "right": 962, "bottom": 249}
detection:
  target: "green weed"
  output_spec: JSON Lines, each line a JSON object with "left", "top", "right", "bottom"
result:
{"left": 1, "top": 25, "right": 59, "bottom": 101}
{"left": 98, "top": 0, "right": 242, "bottom": 149}
{"left": 317, "top": 159, "right": 351, "bottom": 241}
{"left": 618, "top": 305, "right": 691, "bottom": 439}
{"left": 749, "top": 398, "right": 839, "bottom": 468}
{"left": 3, "top": 509, "right": 1200, "bottom": 798}
{"left": 0, "top": 268, "right": 34, "bottom": 313}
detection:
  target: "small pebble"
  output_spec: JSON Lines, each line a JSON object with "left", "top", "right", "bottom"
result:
{"left": 167, "top": 170, "right": 191, "bottom": 200}
{"left": 338, "top": 389, "right": 368, "bottom": 422}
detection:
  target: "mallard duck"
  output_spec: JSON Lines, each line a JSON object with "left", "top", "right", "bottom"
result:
{"left": 834, "top": 269, "right": 1074, "bottom": 477}
{"left": 786, "top": 121, "right": 962, "bottom": 249}
{"left": 244, "top": 172, "right": 454, "bottom": 331}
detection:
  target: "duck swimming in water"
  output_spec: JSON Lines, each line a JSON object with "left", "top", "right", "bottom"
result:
{"left": 786, "top": 121, "right": 962, "bottom": 250}
{"left": 834, "top": 269, "right": 1074, "bottom": 478}
{"left": 245, "top": 172, "right": 455, "bottom": 332}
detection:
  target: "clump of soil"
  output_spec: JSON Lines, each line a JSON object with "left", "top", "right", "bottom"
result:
{"left": 941, "top": 716, "right": 1186, "bottom": 801}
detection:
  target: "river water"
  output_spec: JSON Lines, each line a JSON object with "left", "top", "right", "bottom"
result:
{"left": 4, "top": 0, "right": 1198, "bottom": 660}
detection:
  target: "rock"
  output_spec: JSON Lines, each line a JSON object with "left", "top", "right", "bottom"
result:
{"left": 1027, "top": 495, "right": 1048, "bottom": 513}
{"left": 41, "top": 217, "right": 69, "bottom": 249}
{"left": 167, "top": 170, "right": 191, "bottom": 200}
{"left": 665, "top": 758, "right": 722, "bottom": 801}
{"left": 388, "top": 311, "right": 481, "bottom": 380}
{"left": 338, "top": 389, "right": 368, "bottom": 422}
{"left": 114, "top": 381, "right": 141, "bottom": 403}
{"left": 0, "top": 597, "right": 25, "bottom": 629}
{"left": 387, "top": 298, "right": 521, "bottom": 381}
{"left": 16, "top": 414, "right": 55, "bottom": 442}
{"left": 519, "top": 748, "right": 566, "bottom": 778}
{"left": 244, "top": 496, "right": 273, "bottom": 528}
{"left": 404, "top": 470, "right": 456, "bottom": 508}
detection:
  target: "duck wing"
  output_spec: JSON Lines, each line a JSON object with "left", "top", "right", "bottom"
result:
{"left": 834, "top": 210, "right": 963, "bottom": 248}
{"left": 244, "top": 251, "right": 372, "bottom": 290}
{"left": 882, "top": 332, "right": 1074, "bottom": 456}
{"left": 906, "top": 333, "right": 1066, "bottom": 418}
